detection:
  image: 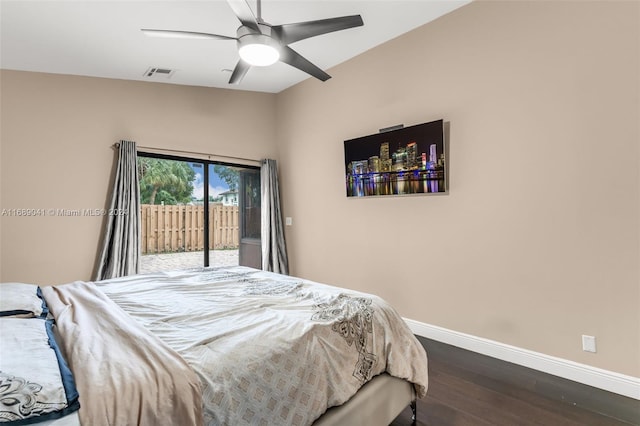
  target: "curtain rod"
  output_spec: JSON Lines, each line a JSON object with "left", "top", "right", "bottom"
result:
{"left": 112, "top": 142, "right": 261, "bottom": 165}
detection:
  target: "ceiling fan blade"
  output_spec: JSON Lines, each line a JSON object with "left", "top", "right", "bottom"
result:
{"left": 229, "top": 60, "right": 251, "bottom": 84}
{"left": 141, "top": 29, "right": 236, "bottom": 41}
{"left": 280, "top": 46, "right": 331, "bottom": 82}
{"left": 272, "top": 15, "right": 363, "bottom": 45}
{"left": 226, "top": 0, "right": 261, "bottom": 33}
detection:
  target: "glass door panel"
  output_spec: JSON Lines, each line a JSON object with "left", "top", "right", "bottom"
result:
{"left": 138, "top": 156, "right": 204, "bottom": 273}
{"left": 207, "top": 164, "right": 240, "bottom": 267}
{"left": 238, "top": 169, "right": 261, "bottom": 269}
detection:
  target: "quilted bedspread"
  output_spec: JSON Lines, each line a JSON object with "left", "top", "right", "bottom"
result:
{"left": 90, "top": 266, "right": 428, "bottom": 425}
{"left": 44, "top": 267, "right": 427, "bottom": 426}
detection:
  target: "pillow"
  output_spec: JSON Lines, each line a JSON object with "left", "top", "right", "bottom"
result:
{"left": 0, "top": 283, "right": 48, "bottom": 318}
{"left": 0, "top": 318, "right": 80, "bottom": 424}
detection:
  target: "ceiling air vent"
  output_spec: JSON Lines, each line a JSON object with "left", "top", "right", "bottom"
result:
{"left": 143, "top": 67, "right": 175, "bottom": 79}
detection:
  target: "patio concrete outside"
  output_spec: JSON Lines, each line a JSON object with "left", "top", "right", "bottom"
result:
{"left": 140, "top": 250, "right": 239, "bottom": 274}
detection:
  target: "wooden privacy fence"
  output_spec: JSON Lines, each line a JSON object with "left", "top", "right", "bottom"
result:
{"left": 141, "top": 204, "right": 239, "bottom": 254}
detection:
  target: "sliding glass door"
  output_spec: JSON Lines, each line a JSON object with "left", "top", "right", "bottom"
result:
{"left": 137, "top": 153, "right": 260, "bottom": 273}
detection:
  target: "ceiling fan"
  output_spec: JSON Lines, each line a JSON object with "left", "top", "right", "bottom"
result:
{"left": 142, "top": 0, "right": 364, "bottom": 85}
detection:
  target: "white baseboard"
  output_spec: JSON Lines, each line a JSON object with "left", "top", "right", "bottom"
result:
{"left": 404, "top": 318, "right": 640, "bottom": 400}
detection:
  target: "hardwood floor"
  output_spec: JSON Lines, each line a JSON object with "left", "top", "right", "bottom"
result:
{"left": 390, "top": 337, "right": 639, "bottom": 426}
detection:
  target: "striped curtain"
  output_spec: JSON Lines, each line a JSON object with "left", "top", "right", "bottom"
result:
{"left": 94, "top": 140, "right": 140, "bottom": 280}
{"left": 260, "top": 159, "right": 289, "bottom": 274}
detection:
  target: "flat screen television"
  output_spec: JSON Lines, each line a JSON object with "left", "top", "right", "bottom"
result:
{"left": 344, "top": 119, "right": 446, "bottom": 197}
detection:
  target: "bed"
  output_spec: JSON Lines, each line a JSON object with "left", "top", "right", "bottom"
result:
{"left": 1, "top": 266, "right": 428, "bottom": 425}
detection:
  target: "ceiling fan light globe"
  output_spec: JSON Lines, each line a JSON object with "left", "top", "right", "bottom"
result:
{"left": 239, "top": 43, "right": 280, "bottom": 66}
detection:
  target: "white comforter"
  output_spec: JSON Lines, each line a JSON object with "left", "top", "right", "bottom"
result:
{"left": 94, "top": 266, "right": 429, "bottom": 425}
{"left": 40, "top": 282, "right": 204, "bottom": 426}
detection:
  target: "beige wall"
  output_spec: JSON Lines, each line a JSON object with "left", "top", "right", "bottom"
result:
{"left": 0, "top": 71, "right": 277, "bottom": 284}
{"left": 276, "top": 1, "right": 639, "bottom": 376}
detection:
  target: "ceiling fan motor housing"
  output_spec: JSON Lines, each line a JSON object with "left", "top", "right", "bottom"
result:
{"left": 237, "top": 24, "right": 281, "bottom": 66}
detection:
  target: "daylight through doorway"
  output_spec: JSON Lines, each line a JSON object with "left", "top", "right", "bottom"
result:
{"left": 137, "top": 153, "right": 259, "bottom": 273}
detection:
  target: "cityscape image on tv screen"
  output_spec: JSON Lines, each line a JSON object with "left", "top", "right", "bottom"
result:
{"left": 344, "top": 119, "right": 446, "bottom": 197}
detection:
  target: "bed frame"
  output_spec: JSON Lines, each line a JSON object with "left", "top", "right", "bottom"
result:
{"left": 313, "top": 373, "right": 416, "bottom": 426}
{"left": 44, "top": 374, "right": 416, "bottom": 426}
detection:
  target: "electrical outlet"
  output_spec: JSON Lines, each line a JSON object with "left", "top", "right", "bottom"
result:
{"left": 285, "top": 217, "right": 293, "bottom": 226}
{"left": 582, "top": 335, "right": 597, "bottom": 353}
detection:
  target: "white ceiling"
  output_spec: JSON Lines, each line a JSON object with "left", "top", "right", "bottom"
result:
{"left": 0, "top": 0, "right": 470, "bottom": 93}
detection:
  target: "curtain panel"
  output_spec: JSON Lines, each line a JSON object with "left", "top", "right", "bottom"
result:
{"left": 260, "top": 159, "right": 289, "bottom": 274}
{"left": 94, "top": 140, "right": 141, "bottom": 280}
